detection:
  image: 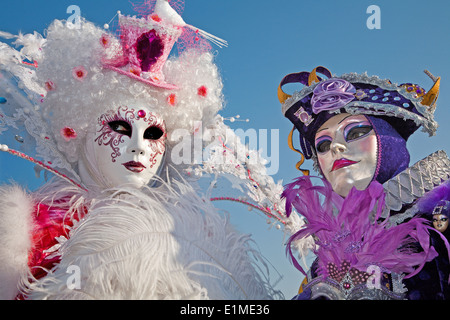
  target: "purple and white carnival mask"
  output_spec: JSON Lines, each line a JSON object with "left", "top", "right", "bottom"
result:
{"left": 79, "top": 106, "right": 166, "bottom": 189}
{"left": 433, "top": 214, "right": 449, "bottom": 233}
{"left": 314, "top": 113, "right": 378, "bottom": 197}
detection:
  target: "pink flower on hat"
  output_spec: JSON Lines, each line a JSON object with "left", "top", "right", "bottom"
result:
{"left": 72, "top": 66, "right": 88, "bottom": 82}
{"left": 150, "top": 14, "right": 162, "bottom": 22}
{"left": 101, "top": 13, "right": 181, "bottom": 90}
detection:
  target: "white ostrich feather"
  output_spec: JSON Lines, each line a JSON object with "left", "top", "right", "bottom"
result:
{"left": 0, "top": 185, "right": 35, "bottom": 299}
{"left": 25, "top": 177, "right": 281, "bottom": 300}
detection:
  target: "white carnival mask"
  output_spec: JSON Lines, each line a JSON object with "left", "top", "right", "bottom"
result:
{"left": 314, "top": 113, "right": 378, "bottom": 198}
{"left": 79, "top": 105, "right": 166, "bottom": 189}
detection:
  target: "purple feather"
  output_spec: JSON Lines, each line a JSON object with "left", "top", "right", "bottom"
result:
{"left": 283, "top": 176, "right": 447, "bottom": 279}
{"left": 416, "top": 179, "right": 450, "bottom": 214}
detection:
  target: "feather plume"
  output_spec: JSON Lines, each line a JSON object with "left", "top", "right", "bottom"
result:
{"left": 0, "top": 185, "right": 35, "bottom": 299}
{"left": 25, "top": 177, "right": 281, "bottom": 300}
{"left": 416, "top": 179, "right": 450, "bottom": 214}
{"left": 283, "top": 176, "right": 446, "bottom": 280}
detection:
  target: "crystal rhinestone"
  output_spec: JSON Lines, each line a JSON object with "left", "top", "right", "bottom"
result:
{"left": 403, "top": 103, "right": 410, "bottom": 107}
{"left": 300, "top": 112, "right": 310, "bottom": 122}
{"left": 15, "top": 135, "right": 24, "bottom": 143}
{"left": 0, "top": 97, "right": 7, "bottom": 104}
{"left": 294, "top": 107, "right": 313, "bottom": 126}
{"left": 382, "top": 97, "right": 389, "bottom": 102}
{"left": 384, "top": 92, "right": 390, "bottom": 96}
{"left": 372, "top": 96, "right": 378, "bottom": 101}
{"left": 355, "top": 89, "right": 367, "bottom": 100}
{"left": 394, "top": 97, "right": 401, "bottom": 101}
{"left": 369, "top": 89, "right": 376, "bottom": 94}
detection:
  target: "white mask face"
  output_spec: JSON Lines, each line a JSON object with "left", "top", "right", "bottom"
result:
{"left": 81, "top": 106, "right": 166, "bottom": 189}
{"left": 314, "top": 113, "right": 378, "bottom": 197}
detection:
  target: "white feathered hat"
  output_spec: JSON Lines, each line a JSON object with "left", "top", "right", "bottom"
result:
{"left": 0, "top": 1, "right": 225, "bottom": 188}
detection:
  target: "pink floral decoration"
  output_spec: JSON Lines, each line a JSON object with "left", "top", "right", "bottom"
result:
{"left": 150, "top": 14, "right": 162, "bottom": 22}
{"left": 167, "top": 93, "right": 177, "bottom": 106}
{"left": 100, "top": 34, "right": 111, "bottom": 48}
{"left": 197, "top": 85, "right": 208, "bottom": 97}
{"left": 60, "top": 127, "right": 77, "bottom": 142}
{"left": 72, "top": 66, "right": 88, "bottom": 82}
{"left": 129, "top": 67, "right": 141, "bottom": 77}
{"left": 45, "top": 80, "right": 56, "bottom": 91}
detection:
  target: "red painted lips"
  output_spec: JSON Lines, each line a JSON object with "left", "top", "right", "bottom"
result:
{"left": 122, "top": 161, "right": 146, "bottom": 173}
{"left": 331, "top": 158, "right": 358, "bottom": 172}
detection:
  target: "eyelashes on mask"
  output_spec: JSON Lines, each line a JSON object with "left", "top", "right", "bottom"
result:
{"left": 315, "top": 135, "right": 332, "bottom": 153}
{"left": 108, "top": 120, "right": 164, "bottom": 140}
{"left": 315, "top": 122, "right": 373, "bottom": 153}
{"left": 344, "top": 122, "right": 373, "bottom": 142}
{"left": 108, "top": 120, "right": 131, "bottom": 137}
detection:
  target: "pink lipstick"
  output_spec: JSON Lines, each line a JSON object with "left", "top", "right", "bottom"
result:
{"left": 122, "top": 161, "right": 146, "bottom": 173}
{"left": 331, "top": 158, "right": 358, "bottom": 172}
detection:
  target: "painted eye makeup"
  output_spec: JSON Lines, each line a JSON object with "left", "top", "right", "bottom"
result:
{"left": 108, "top": 120, "right": 132, "bottom": 137}
{"left": 315, "top": 135, "right": 332, "bottom": 153}
{"left": 344, "top": 121, "right": 373, "bottom": 142}
{"left": 144, "top": 126, "right": 164, "bottom": 140}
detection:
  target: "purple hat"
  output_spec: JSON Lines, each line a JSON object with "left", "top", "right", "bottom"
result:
{"left": 278, "top": 66, "right": 440, "bottom": 176}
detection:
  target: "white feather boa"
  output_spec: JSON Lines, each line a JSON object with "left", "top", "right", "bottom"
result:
{"left": 0, "top": 185, "right": 34, "bottom": 299}
{"left": 24, "top": 178, "right": 279, "bottom": 300}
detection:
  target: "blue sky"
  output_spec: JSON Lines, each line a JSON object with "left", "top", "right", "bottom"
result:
{"left": 1, "top": 0, "right": 450, "bottom": 298}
